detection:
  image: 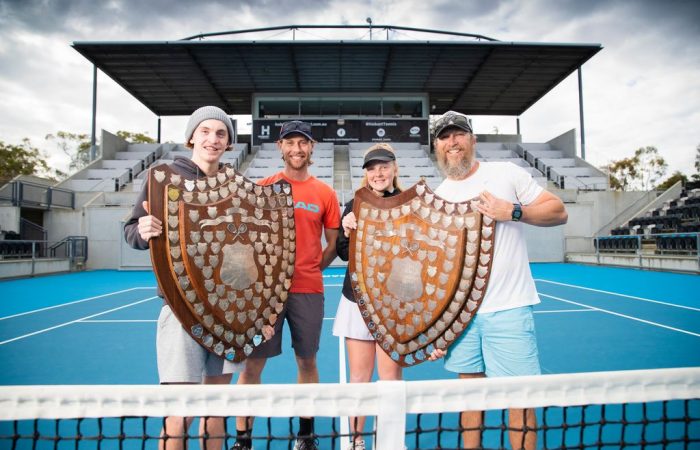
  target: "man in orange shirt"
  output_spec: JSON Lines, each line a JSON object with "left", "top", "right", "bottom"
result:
{"left": 230, "top": 121, "right": 340, "bottom": 450}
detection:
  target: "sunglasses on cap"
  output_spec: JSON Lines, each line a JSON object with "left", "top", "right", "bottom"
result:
{"left": 432, "top": 111, "right": 473, "bottom": 137}
{"left": 279, "top": 120, "right": 314, "bottom": 140}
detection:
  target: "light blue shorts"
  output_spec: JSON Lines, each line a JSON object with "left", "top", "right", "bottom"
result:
{"left": 444, "top": 306, "right": 541, "bottom": 377}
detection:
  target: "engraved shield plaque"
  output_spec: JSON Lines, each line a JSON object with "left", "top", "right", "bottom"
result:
{"left": 148, "top": 164, "right": 296, "bottom": 362}
{"left": 348, "top": 179, "right": 496, "bottom": 367}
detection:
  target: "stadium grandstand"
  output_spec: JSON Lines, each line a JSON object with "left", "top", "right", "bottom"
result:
{"left": 0, "top": 24, "right": 697, "bottom": 276}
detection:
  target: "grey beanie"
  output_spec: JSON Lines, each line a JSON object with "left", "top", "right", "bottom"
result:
{"left": 184, "top": 106, "right": 234, "bottom": 145}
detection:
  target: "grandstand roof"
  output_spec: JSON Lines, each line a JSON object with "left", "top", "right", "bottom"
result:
{"left": 73, "top": 26, "right": 601, "bottom": 117}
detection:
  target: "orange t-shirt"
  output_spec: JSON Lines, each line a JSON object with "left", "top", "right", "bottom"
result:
{"left": 259, "top": 173, "right": 340, "bottom": 294}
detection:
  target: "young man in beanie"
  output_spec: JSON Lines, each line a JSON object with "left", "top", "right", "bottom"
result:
{"left": 124, "top": 105, "right": 241, "bottom": 450}
{"left": 431, "top": 110, "right": 567, "bottom": 450}
{"left": 230, "top": 120, "right": 340, "bottom": 450}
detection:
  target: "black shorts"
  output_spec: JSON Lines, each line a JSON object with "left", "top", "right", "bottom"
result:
{"left": 249, "top": 293, "right": 324, "bottom": 359}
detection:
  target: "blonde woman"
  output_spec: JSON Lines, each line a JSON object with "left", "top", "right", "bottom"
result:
{"left": 333, "top": 143, "right": 403, "bottom": 450}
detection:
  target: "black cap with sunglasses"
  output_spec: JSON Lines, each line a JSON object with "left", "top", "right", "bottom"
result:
{"left": 279, "top": 120, "right": 314, "bottom": 141}
{"left": 432, "top": 110, "right": 473, "bottom": 138}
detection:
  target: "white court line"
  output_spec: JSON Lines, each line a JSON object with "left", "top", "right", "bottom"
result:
{"left": 0, "top": 296, "right": 159, "bottom": 346}
{"left": 79, "top": 319, "right": 157, "bottom": 323}
{"left": 325, "top": 284, "right": 344, "bottom": 287}
{"left": 535, "top": 309, "right": 596, "bottom": 314}
{"left": 539, "top": 293, "right": 700, "bottom": 338}
{"left": 0, "top": 287, "right": 157, "bottom": 321}
{"left": 535, "top": 279, "right": 700, "bottom": 312}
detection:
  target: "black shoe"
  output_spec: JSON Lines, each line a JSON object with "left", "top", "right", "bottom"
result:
{"left": 230, "top": 442, "right": 253, "bottom": 450}
{"left": 293, "top": 436, "right": 319, "bottom": 450}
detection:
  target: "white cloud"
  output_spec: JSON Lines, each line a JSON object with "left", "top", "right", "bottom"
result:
{"left": 0, "top": 0, "right": 698, "bottom": 179}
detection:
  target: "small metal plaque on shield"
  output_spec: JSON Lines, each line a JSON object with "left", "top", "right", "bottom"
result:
{"left": 148, "top": 164, "right": 296, "bottom": 362}
{"left": 348, "top": 180, "right": 495, "bottom": 366}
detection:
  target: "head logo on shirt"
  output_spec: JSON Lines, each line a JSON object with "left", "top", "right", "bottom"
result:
{"left": 295, "top": 201, "right": 320, "bottom": 213}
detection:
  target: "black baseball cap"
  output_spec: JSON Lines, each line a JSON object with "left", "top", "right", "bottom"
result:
{"left": 279, "top": 120, "right": 314, "bottom": 141}
{"left": 362, "top": 144, "right": 396, "bottom": 169}
{"left": 432, "top": 110, "right": 473, "bottom": 137}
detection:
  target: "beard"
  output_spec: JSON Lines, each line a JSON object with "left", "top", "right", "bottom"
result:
{"left": 282, "top": 152, "right": 312, "bottom": 169}
{"left": 437, "top": 149, "right": 473, "bottom": 179}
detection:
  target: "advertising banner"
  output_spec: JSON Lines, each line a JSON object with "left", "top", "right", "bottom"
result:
{"left": 253, "top": 119, "right": 428, "bottom": 145}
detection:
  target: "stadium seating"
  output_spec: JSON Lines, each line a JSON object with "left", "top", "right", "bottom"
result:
{"left": 58, "top": 142, "right": 167, "bottom": 193}
{"left": 0, "top": 230, "right": 32, "bottom": 258}
{"left": 594, "top": 235, "right": 640, "bottom": 253}
{"left": 348, "top": 142, "right": 421, "bottom": 151}
{"left": 60, "top": 168, "right": 132, "bottom": 192}
{"left": 600, "top": 186, "right": 700, "bottom": 255}
{"left": 471, "top": 144, "right": 546, "bottom": 186}
{"left": 517, "top": 142, "right": 607, "bottom": 190}
{"left": 244, "top": 145, "right": 334, "bottom": 187}
{"left": 348, "top": 145, "right": 442, "bottom": 191}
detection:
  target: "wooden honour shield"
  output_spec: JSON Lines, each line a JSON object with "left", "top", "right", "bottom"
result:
{"left": 348, "top": 180, "right": 496, "bottom": 367}
{"left": 148, "top": 164, "right": 295, "bottom": 362}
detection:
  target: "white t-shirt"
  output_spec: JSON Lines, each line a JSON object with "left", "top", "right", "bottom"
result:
{"left": 435, "top": 162, "right": 544, "bottom": 313}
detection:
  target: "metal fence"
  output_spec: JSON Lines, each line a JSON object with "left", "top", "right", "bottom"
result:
{"left": 0, "top": 237, "right": 88, "bottom": 273}
{"left": 0, "top": 180, "right": 75, "bottom": 209}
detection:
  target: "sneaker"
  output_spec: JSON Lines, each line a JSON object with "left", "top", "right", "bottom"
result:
{"left": 230, "top": 442, "right": 252, "bottom": 450}
{"left": 293, "top": 437, "right": 319, "bottom": 450}
{"left": 347, "top": 439, "right": 366, "bottom": 450}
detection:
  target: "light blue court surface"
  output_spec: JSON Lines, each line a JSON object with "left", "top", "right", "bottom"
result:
{"left": 1, "top": 263, "right": 698, "bottom": 448}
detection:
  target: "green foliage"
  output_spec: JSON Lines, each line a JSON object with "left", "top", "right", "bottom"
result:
{"left": 45, "top": 130, "right": 155, "bottom": 175}
{"left": 634, "top": 146, "right": 667, "bottom": 190}
{"left": 2, "top": 129, "right": 157, "bottom": 186}
{"left": 0, "top": 139, "right": 64, "bottom": 184}
{"left": 656, "top": 170, "right": 688, "bottom": 191}
{"left": 602, "top": 146, "right": 667, "bottom": 191}
{"left": 602, "top": 156, "right": 638, "bottom": 191}
{"left": 656, "top": 144, "right": 700, "bottom": 187}
{"left": 45, "top": 131, "right": 92, "bottom": 173}
{"left": 116, "top": 131, "right": 155, "bottom": 144}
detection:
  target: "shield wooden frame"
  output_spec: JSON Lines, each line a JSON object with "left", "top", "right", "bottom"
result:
{"left": 148, "top": 164, "right": 295, "bottom": 362}
{"left": 348, "top": 180, "right": 496, "bottom": 367}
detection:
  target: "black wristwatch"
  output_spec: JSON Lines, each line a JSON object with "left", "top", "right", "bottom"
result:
{"left": 511, "top": 203, "right": 522, "bottom": 222}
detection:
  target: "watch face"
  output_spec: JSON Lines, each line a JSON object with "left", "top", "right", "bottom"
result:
{"left": 513, "top": 204, "right": 522, "bottom": 221}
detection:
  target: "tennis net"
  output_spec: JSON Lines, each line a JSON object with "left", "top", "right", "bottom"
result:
{"left": 1, "top": 367, "right": 698, "bottom": 449}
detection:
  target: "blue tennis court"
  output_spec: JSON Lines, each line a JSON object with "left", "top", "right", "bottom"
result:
{"left": 1, "top": 263, "right": 698, "bottom": 449}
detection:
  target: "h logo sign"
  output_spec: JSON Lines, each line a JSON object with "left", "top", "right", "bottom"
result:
{"left": 261, "top": 125, "right": 270, "bottom": 138}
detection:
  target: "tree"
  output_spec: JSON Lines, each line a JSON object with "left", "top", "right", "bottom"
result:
{"left": 45, "top": 131, "right": 92, "bottom": 173}
{"left": 602, "top": 156, "right": 638, "bottom": 191}
{"left": 0, "top": 139, "right": 65, "bottom": 185}
{"left": 693, "top": 144, "right": 700, "bottom": 182}
{"left": 44, "top": 130, "right": 156, "bottom": 178}
{"left": 634, "top": 146, "right": 667, "bottom": 190}
{"left": 116, "top": 131, "right": 155, "bottom": 144}
{"left": 602, "top": 146, "right": 667, "bottom": 191}
{"left": 656, "top": 170, "right": 688, "bottom": 190}
{"left": 1, "top": 130, "right": 156, "bottom": 186}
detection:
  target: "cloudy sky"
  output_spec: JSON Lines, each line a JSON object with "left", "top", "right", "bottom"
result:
{"left": 1, "top": 0, "right": 698, "bottom": 179}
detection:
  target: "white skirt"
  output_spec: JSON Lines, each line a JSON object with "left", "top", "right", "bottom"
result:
{"left": 332, "top": 294, "right": 373, "bottom": 341}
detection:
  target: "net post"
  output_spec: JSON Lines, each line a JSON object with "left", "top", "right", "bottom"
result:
{"left": 375, "top": 380, "right": 406, "bottom": 449}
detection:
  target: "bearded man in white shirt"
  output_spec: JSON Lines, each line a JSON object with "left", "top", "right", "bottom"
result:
{"left": 432, "top": 110, "right": 568, "bottom": 450}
